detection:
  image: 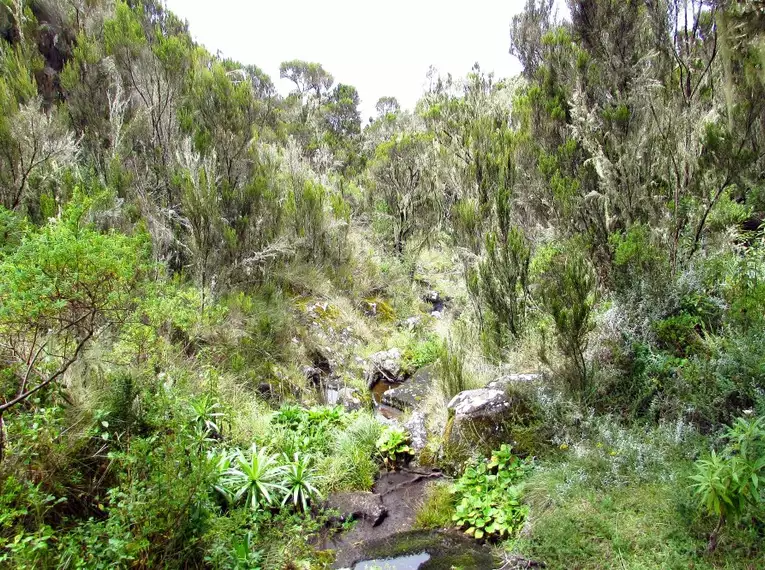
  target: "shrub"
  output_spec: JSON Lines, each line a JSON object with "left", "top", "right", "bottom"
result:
{"left": 538, "top": 251, "right": 596, "bottom": 397}
{"left": 436, "top": 336, "right": 469, "bottom": 400}
{"left": 415, "top": 481, "right": 455, "bottom": 529}
{"left": 478, "top": 225, "right": 531, "bottom": 349}
{"left": 224, "top": 445, "right": 287, "bottom": 511}
{"left": 691, "top": 415, "right": 765, "bottom": 551}
{"left": 451, "top": 444, "right": 531, "bottom": 540}
{"left": 376, "top": 427, "right": 415, "bottom": 469}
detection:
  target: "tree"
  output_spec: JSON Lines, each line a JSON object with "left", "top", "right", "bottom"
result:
{"left": 0, "top": 200, "right": 148, "bottom": 461}
{"left": 539, "top": 250, "right": 596, "bottom": 396}
{"left": 324, "top": 83, "right": 361, "bottom": 140}
{"left": 374, "top": 96, "right": 400, "bottom": 119}
{"left": 279, "top": 60, "right": 333, "bottom": 99}
{"left": 371, "top": 132, "right": 437, "bottom": 255}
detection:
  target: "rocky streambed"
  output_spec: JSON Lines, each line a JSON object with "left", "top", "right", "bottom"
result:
{"left": 322, "top": 469, "right": 496, "bottom": 569}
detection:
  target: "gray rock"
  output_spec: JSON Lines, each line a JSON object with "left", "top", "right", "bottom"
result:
{"left": 400, "top": 316, "right": 422, "bottom": 330}
{"left": 444, "top": 387, "right": 516, "bottom": 462}
{"left": 337, "top": 387, "right": 363, "bottom": 412}
{"left": 382, "top": 366, "right": 433, "bottom": 411}
{"left": 366, "top": 348, "right": 403, "bottom": 388}
{"left": 486, "top": 372, "right": 544, "bottom": 391}
{"left": 303, "top": 365, "right": 323, "bottom": 385}
{"left": 325, "top": 492, "right": 387, "bottom": 526}
{"left": 447, "top": 388, "right": 512, "bottom": 420}
{"left": 403, "top": 411, "right": 428, "bottom": 454}
{"left": 424, "top": 290, "right": 441, "bottom": 304}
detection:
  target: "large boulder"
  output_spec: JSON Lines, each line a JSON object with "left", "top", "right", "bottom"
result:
{"left": 443, "top": 387, "right": 518, "bottom": 466}
{"left": 382, "top": 366, "right": 433, "bottom": 411}
{"left": 447, "top": 388, "right": 512, "bottom": 420}
{"left": 443, "top": 379, "right": 543, "bottom": 463}
{"left": 486, "top": 372, "right": 544, "bottom": 391}
{"left": 325, "top": 491, "right": 387, "bottom": 526}
{"left": 366, "top": 348, "right": 404, "bottom": 388}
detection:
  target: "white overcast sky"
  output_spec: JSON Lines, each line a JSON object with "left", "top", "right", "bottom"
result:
{"left": 163, "top": 0, "right": 527, "bottom": 121}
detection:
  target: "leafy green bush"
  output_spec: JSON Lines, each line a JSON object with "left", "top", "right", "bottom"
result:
{"left": 538, "top": 251, "right": 596, "bottom": 396}
{"left": 376, "top": 427, "right": 415, "bottom": 469}
{"left": 654, "top": 313, "right": 703, "bottom": 357}
{"left": 451, "top": 444, "right": 531, "bottom": 540}
{"left": 691, "top": 416, "right": 765, "bottom": 551}
{"left": 223, "top": 445, "right": 287, "bottom": 511}
{"left": 281, "top": 452, "right": 321, "bottom": 511}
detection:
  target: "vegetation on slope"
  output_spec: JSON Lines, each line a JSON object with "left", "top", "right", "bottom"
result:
{"left": 0, "top": 0, "right": 764, "bottom": 568}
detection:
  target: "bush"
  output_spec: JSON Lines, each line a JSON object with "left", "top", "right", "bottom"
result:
{"left": 451, "top": 444, "right": 531, "bottom": 540}
{"left": 415, "top": 481, "right": 455, "bottom": 529}
{"left": 538, "top": 250, "right": 596, "bottom": 397}
{"left": 691, "top": 416, "right": 765, "bottom": 551}
{"left": 376, "top": 427, "right": 415, "bottom": 469}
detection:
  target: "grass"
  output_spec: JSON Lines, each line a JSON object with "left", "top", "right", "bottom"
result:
{"left": 510, "top": 419, "right": 765, "bottom": 569}
{"left": 317, "top": 412, "right": 383, "bottom": 492}
{"left": 415, "top": 481, "right": 455, "bottom": 529}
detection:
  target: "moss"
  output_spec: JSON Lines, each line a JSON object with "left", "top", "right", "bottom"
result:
{"left": 359, "top": 530, "right": 497, "bottom": 569}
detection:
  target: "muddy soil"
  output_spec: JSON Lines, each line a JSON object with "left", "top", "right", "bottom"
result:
{"left": 323, "top": 469, "right": 442, "bottom": 568}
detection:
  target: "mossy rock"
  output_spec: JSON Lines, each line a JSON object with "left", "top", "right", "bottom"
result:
{"left": 356, "top": 530, "right": 497, "bottom": 570}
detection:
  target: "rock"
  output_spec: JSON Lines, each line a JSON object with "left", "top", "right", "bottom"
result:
{"left": 499, "top": 554, "right": 547, "bottom": 569}
{"left": 303, "top": 365, "right": 323, "bottom": 385}
{"left": 447, "top": 388, "right": 512, "bottom": 420}
{"left": 325, "top": 492, "right": 387, "bottom": 526}
{"left": 324, "top": 384, "right": 362, "bottom": 412}
{"left": 444, "top": 388, "right": 516, "bottom": 462}
{"left": 256, "top": 382, "right": 273, "bottom": 398}
{"left": 403, "top": 411, "right": 428, "bottom": 454}
{"left": 486, "top": 372, "right": 544, "bottom": 391}
{"left": 366, "top": 348, "right": 404, "bottom": 388}
{"left": 424, "top": 290, "right": 441, "bottom": 304}
{"left": 337, "top": 387, "right": 363, "bottom": 412}
{"left": 382, "top": 366, "right": 433, "bottom": 411}
{"left": 400, "top": 316, "right": 422, "bottom": 330}
{"left": 423, "top": 290, "right": 447, "bottom": 314}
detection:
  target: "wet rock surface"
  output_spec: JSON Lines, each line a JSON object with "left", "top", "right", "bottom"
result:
{"left": 325, "top": 470, "right": 445, "bottom": 568}
{"left": 382, "top": 367, "right": 434, "bottom": 411}
{"left": 326, "top": 492, "right": 387, "bottom": 527}
{"left": 349, "top": 530, "right": 497, "bottom": 570}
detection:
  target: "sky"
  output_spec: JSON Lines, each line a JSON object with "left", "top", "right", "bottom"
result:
{"left": 163, "top": 0, "right": 526, "bottom": 121}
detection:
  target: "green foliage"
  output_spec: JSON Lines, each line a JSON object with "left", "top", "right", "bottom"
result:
{"left": 223, "top": 445, "right": 287, "bottom": 511}
{"left": 691, "top": 416, "right": 765, "bottom": 549}
{"left": 376, "top": 427, "right": 415, "bottom": 469}
{"left": 435, "top": 337, "right": 470, "bottom": 400}
{"left": 402, "top": 334, "right": 441, "bottom": 372}
{"left": 654, "top": 313, "right": 703, "bottom": 357}
{"left": 478, "top": 225, "right": 531, "bottom": 348}
{"left": 451, "top": 444, "right": 531, "bottom": 540}
{"left": 538, "top": 250, "right": 597, "bottom": 396}
{"left": 318, "top": 412, "right": 383, "bottom": 492}
{"left": 280, "top": 453, "right": 321, "bottom": 512}
{"left": 415, "top": 481, "right": 455, "bottom": 529}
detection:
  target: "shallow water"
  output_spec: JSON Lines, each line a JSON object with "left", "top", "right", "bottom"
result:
{"left": 370, "top": 379, "right": 396, "bottom": 404}
{"left": 353, "top": 552, "right": 430, "bottom": 570}
{"left": 350, "top": 530, "right": 496, "bottom": 570}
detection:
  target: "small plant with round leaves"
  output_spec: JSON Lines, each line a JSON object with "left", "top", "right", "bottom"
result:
{"left": 376, "top": 427, "right": 415, "bottom": 469}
